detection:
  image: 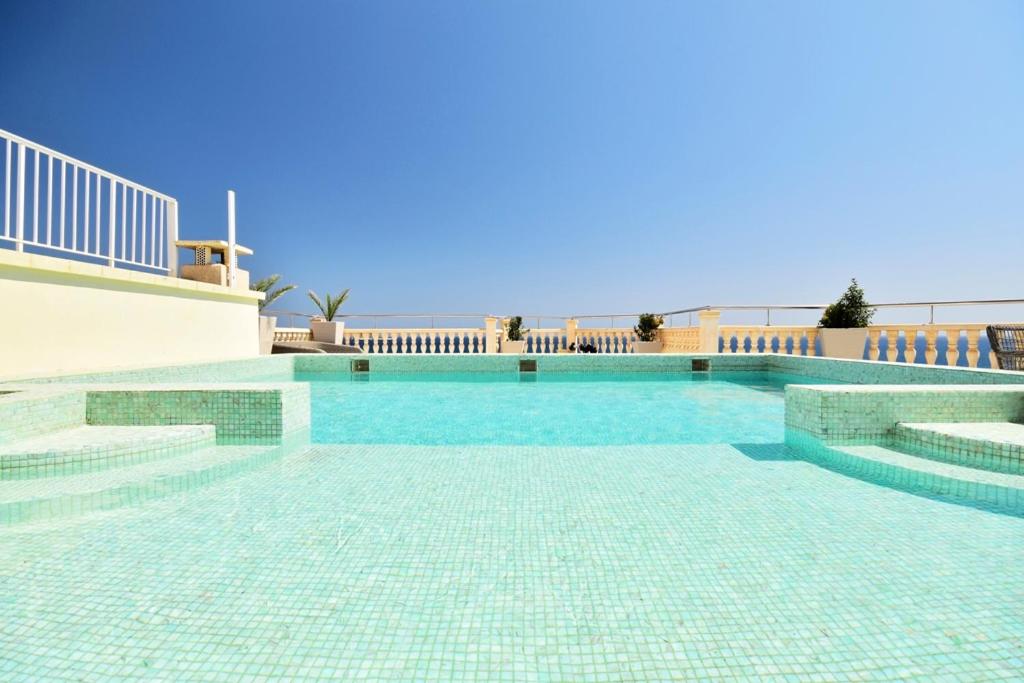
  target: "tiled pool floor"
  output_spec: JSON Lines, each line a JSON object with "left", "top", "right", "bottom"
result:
{"left": 1, "top": 443, "right": 1021, "bottom": 680}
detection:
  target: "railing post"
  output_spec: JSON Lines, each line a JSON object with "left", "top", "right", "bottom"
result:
{"left": 484, "top": 316, "right": 497, "bottom": 354}
{"left": 15, "top": 142, "right": 25, "bottom": 251}
{"left": 108, "top": 180, "right": 116, "bottom": 267}
{"left": 166, "top": 200, "right": 179, "bottom": 276}
{"left": 227, "top": 190, "right": 237, "bottom": 288}
{"left": 565, "top": 318, "right": 578, "bottom": 351}
{"left": 697, "top": 309, "right": 720, "bottom": 353}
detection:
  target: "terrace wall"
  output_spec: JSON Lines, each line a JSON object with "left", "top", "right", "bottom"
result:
{"left": 0, "top": 249, "right": 261, "bottom": 379}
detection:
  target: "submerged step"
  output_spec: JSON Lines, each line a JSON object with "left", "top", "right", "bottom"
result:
{"left": 893, "top": 422, "right": 1024, "bottom": 475}
{"left": 828, "top": 443, "right": 1024, "bottom": 514}
{"left": 0, "top": 425, "right": 217, "bottom": 480}
{"left": 0, "top": 442, "right": 286, "bottom": 525}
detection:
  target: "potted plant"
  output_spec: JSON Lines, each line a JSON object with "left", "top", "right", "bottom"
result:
{"left": 633, "top": 313, "right": 664, "bottom": 353}
{"left": 818, "top": 279, "right": 874, "bottom": 359}
{"left": 502, "top": 316, "right": 528, "bottom": 354}
{"left": 251, "top": 274, "right": 295, "bottom": 355}
{"left": 308, "top": 289, "right": 350, "bottom": 344}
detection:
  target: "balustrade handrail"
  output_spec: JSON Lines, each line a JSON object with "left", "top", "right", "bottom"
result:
{"left": 664, "top": 300, "right": 1024, "bottom": 325}
{"left": 265, "top": 298, "right": 1024, "bottom": 330}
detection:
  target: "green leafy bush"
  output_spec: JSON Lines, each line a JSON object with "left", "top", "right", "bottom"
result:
{"left": 818, "top": 279, "right": 875, "bottom": 328}
{"left": 634, "top": 313, "right": 664, "bottom": 342}
{"left": 505, "top": 316, "right": 528, "bottom": 341}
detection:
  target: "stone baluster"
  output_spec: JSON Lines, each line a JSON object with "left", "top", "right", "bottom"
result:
{"left": 868, "top": 329, "right": 882, "bottom": 361}
{"left": 964, "top": 329, "right": 980, "bottom": 367}
{"left": 946, "top": 329, "right": 961, "bottom": 367}
{"left": 923, "top": 327, "right": 938, "bottom": 365}
{"left": 887, "top": 329, "right": 901, "bottom": 362}
{"left": 901, "top": 328, "right": 912, "bottom": 362}
{"left": 804, "top": 329, "right": 818, "bottom": 357}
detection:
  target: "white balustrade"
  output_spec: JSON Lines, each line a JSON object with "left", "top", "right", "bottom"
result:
{"left": 268, "top": 317, "right": 1007, "bottom": 367}
{"left": 573, "top": 328, "right": 637, "bottom": 353}
{"left": 0, "top": 128, "right": 177, "bottom": 273}
{"left": 523, "top": 328, "right": 566, "bottom": 353}
{"left": 716, "top": 323, "right": 998, "bottom": 368}
{"left": 344, "top": 329, "right": 494, "bottom": 354}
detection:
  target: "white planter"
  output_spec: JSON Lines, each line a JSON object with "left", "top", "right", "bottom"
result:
{"left": 501, "top": 340, "right": 526, "bottom": 354}
{"left": 258, "top": 315, "right": 277, "bottom": 355}
{"left": 633, "top": 340, "right": 663, "bottom": 354}
{"left": 819, "top": 328, "right": 868, "bottom": 359}
{"left": 310, "top": 320, "right": 346, "bottom": 345}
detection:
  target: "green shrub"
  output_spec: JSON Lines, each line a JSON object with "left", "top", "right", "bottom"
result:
{"left": 818, "top": 279, "right": 874, "bottom": 328}
{"left": 634, "top": 313, "right": 664, "bottom": 342}
{"left": 505, "top": 316, "right": 528, "bottom": 341}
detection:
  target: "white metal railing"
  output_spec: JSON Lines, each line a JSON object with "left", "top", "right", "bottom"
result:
{"left": 0, "top": 128, "right": 178, "bottom": 273}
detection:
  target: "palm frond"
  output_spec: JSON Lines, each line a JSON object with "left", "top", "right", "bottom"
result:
{"left": 251, "top": 275, "right": 295, "bottom": 311}
{"left": 308, "top": 289, "right": 350, "bottom": 321}
{"left": 263, "top": 284, "right": 296, "bottom": 311}
{"left": 307, "top": 290, "right": 326, "bottom": 318}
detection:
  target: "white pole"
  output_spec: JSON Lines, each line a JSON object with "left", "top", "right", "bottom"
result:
{"left": 227, "top": 190, "right": 236, "bottom": 288}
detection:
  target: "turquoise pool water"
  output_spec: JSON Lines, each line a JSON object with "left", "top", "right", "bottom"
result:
{"left": 1, "top": 371, "right": 1022, "bottom": 680}
{"left": 303, "top": 371, "right": 826, "bottom": 445}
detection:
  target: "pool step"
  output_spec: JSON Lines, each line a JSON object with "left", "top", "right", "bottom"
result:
{"left": 826, "top": 443, "right": 1024, "bottom": 513}
{"left": 0, "top": 425, "right": 217, "bottom": 480}
{"left": 892, "top": 422, "right": 1024, "bottom": 475}
{"left": 0, "top": 442, "right": 284, "bottom": 525}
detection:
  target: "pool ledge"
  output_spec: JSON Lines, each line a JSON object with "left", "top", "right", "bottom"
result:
{"left": 0, "top": 383, "right": 310, "bottom": 446}
{"left": 785, "top": 384, "right": 1024, "bottom": 445}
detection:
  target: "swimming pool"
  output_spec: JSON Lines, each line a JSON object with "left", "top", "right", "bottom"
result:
{"left": 304, "top": 371, "right": 823, "bottom": 445}
{"left": 1, "top": 355, "right": 1022, "bottom": 680}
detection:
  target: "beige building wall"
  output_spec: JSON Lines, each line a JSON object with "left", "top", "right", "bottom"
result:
{"left": 0, "top": 250, "right": 262, "bottom": 380}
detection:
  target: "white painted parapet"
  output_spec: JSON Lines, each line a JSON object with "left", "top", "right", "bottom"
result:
{"left": 697, "top": 310, "right": 720, "bottom": 353}
{"left": 0, "top": 249, "right": 261, "bottom": 380}
{"left": 484, "top": 316, "right": 498, "bottom": 354}
{"left": 564, "top": 318, "right": 578, "bottom": 350}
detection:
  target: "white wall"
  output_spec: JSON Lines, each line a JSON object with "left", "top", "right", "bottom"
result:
{"left": 0, "top": 250, "right": 261, "bottom": 380}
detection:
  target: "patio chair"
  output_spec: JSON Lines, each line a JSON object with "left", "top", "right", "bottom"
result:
{"left": 985, "top": 325, "right": 1024, "bottom": 370}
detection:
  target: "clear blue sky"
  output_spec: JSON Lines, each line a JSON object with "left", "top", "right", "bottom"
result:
{"left": 2, "top": 0, "right": 1022, "bottom": 324}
